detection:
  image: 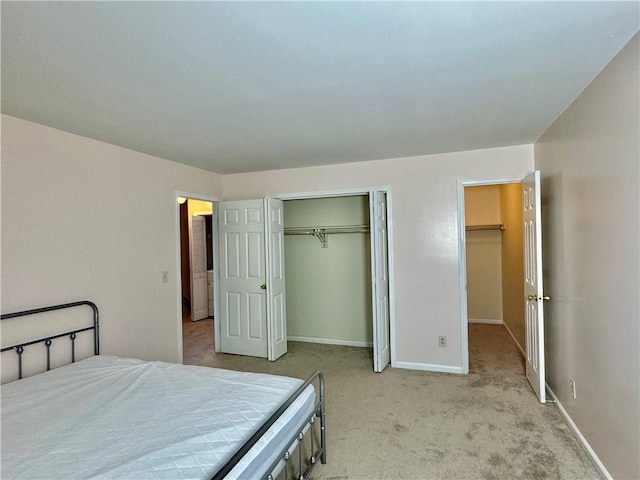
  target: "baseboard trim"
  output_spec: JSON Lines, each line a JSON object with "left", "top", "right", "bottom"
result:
{"left": 546, "top": 385, "right": 613, "bottom": 480}
{"left": 287, "top": 336, "right": 372, "bottom": 348}
{"left": 394, "top": 361, "right": 462, "bottom": 374}
{"left": 502, "top": 322, "right": 526, "bottom": 358}
{"left": 468, "top": 318, "right": 503, "bottom": 324}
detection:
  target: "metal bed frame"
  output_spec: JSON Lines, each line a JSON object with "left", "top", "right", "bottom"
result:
{"left": 1, "top": 301, "right": 327, "bottom": 480}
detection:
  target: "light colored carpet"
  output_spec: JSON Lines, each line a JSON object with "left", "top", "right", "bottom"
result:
{"left": 182, "top": 321, "right": 599, "bottom": 479}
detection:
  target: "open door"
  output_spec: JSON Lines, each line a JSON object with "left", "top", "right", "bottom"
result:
{"left": 266, "top": 198, "right": 287, "bottom": 361}
{"left": 217, "top": 200, "right": 268, "bottom": 358}
{"left": 190, "top": 215, "right": 209, "bottom": 321}
{"left": 217, "top": 198, "right": 287, "bottom": 360}
{"left": 371, "top": 191, "right": 391, "bottom": 372}
{"left": 523, "top": 171, "right": 546, "bottom": 403}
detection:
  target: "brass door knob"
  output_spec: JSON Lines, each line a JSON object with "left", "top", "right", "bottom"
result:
{"left": 260, "top": 284, "right": 267, "bottom": 290}
{"left": 528, "top": 295, "right": 551, "bottom": 301}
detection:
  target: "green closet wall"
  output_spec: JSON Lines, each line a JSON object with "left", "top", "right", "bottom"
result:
{"left": 284, "top": 196, "right": 373, "bottom": 345}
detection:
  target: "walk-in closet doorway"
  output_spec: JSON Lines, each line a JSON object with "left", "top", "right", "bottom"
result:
{"left": 458, "top": 172, "right": 548, "bottom": 403}
{"left": 463, "top": 184, "right": 526, "bottom": 374}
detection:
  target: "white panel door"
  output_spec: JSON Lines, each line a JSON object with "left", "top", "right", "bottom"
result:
{"left": 218, "top": 200, "right": 268, "bottom": 358}
{"left": 371, "top": 191, "right": 391, "bottom": 372}
{"left": 190, "top": 215, "right": 209, "bottom": 321}
{"left": 523, "top": 171, "right": 546, "bottom": 403}
{"left": 266, "top": 198, "right": 287, "bottom": 361}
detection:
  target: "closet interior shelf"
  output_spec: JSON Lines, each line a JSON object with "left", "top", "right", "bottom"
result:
{"left": 284, "top": 224, "right": 370, "bottom": 248}
{"left": 465, "top": 224, "right": 505, "bottom": 232}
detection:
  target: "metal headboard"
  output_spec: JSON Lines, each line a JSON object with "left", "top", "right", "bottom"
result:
{"left": 1, "top": 301, "right": 100, "bottom": 379}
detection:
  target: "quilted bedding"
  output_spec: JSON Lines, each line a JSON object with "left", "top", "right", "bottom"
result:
{"left": 1, "top": 355, "right": 315, "bottom": 479}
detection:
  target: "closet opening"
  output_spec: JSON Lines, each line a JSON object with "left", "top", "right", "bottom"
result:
{"left": 210, "top": 188, "right": 393, "bottom": 372}
{"left": 274, "top": 188, "right": 393, "bottom": 373}
{"left": 283, "top": 195, "right": 373, "bottom": 350}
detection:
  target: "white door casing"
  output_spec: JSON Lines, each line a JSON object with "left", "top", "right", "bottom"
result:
{"left": 371, "top": 191, "right": 391, "bottom": 372}
{"left": 190, "top": 215, "right": 209, "bottom": 321}
{"left": 266, "top": 198, "right": 287, "bottom": 361}
{"left": 523, "top": 171, "right": 546, "bottom": 403}
{"left": 218, "top": 200, "right": 268, "bottom": 358}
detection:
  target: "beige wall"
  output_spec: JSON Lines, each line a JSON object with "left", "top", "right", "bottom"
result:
{"left": 464, "top": 186, "right": 503, "bottom": 322}
{"left": 284, "top": 196, "right": 372, "bottom": 344}
{"left": 1, "top": 115, "right": 222, "bottom": 366}
{"left": 499, "top": 183, "right": 524, "bottom": 350}
{"left": 535, "top": 34, "right": 639, "bottom": 480}
{"left": 465, "top": 185, "right": 501, "bottom": 225}
{"left": 223, "top": 144, "right": 534, "bottom": 370}
{"left": 1, "top": 114, "right": 533, "bottom": 372}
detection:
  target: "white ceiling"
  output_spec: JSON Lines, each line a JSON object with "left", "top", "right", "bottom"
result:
{"left": 2, "top": 2, "right": 638, "bottom": 174}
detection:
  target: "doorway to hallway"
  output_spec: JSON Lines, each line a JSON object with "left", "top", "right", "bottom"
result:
{"left": 177, "top": 194, "right": 218, "bottom": 364}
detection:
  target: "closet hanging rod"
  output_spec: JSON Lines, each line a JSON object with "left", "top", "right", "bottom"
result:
{"left": 284, "top": 224, "right": 370, "bottom": 235}
{"left": 284, "top": 224, "right": 370, "bottom": 248}
{"left": 465, "top": 224, "right": 505, "bottom": 232}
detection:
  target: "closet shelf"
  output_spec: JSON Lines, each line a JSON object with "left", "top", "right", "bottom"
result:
{"left": 284, "top": 224, "right": 370, "bottom": 248}
{"left": 465, "top": 224, "right": 505, "bottom": 232}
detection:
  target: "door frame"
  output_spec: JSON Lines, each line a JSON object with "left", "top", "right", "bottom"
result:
{"left": 271, "top": 186, "right": 397, "bottom": 368}
{"left": 456, "top": 176, "right": 525, "bottom": 374}
{"left": 175, "top": 191, "right": 221, "bottom": 364}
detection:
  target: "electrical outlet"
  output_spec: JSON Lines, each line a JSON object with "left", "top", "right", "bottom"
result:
{"left": 438, "top": 336, "right": 447, "bottom": 347}
{"left": 162, "top": 271, "right": 169, "bottom": 283}
{"left": 570, "top": 377, "right": 576, "bottom": 399}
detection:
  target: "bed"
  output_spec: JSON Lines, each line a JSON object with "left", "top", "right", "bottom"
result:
{"left": 0, "top": 301, "right": 326, "bottom": 480}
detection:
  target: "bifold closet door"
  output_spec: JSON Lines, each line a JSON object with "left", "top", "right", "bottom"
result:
{"left": 266, "top": 198, "right": 287, "bottom": 361}
{"left": 217, "top": 200, "right": 268, "bottom": 358}
{"left": 371, "top": 191, "right": 391, "bottom": 372}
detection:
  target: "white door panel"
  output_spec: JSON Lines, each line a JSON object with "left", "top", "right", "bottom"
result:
{"left": 224, "top": 233, "right": 241, "bottom": 278}
{"left": 226, "top": 291, "right": 241, "bottom": 337}
{"left": 247, "top": 293, "right": 264, "bottom": 338}
{"left": 523, "top": 171, "right": 546, "bottom": 403}
{"left": 372, "top": 191, "right": 391, "bottom": 372}
{"left": 218, "top": 200, "right": 268, "bottom": 358}
{"left": 267, "top": 198, "right": 287, "bottom": 361}
{"left": 247, "top": 233, "right": 263, "bottom": 278}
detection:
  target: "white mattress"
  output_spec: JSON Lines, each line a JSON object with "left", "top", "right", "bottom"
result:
{"left": 1, "top": 355, "right": 316, "bottom": 480}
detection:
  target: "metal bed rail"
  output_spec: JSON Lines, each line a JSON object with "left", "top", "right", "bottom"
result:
{"left": 1, "top": 301, "right": 100, "bottom": 380}
{"left": 211, "top": 371, "right": 327, "bottom": 480}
